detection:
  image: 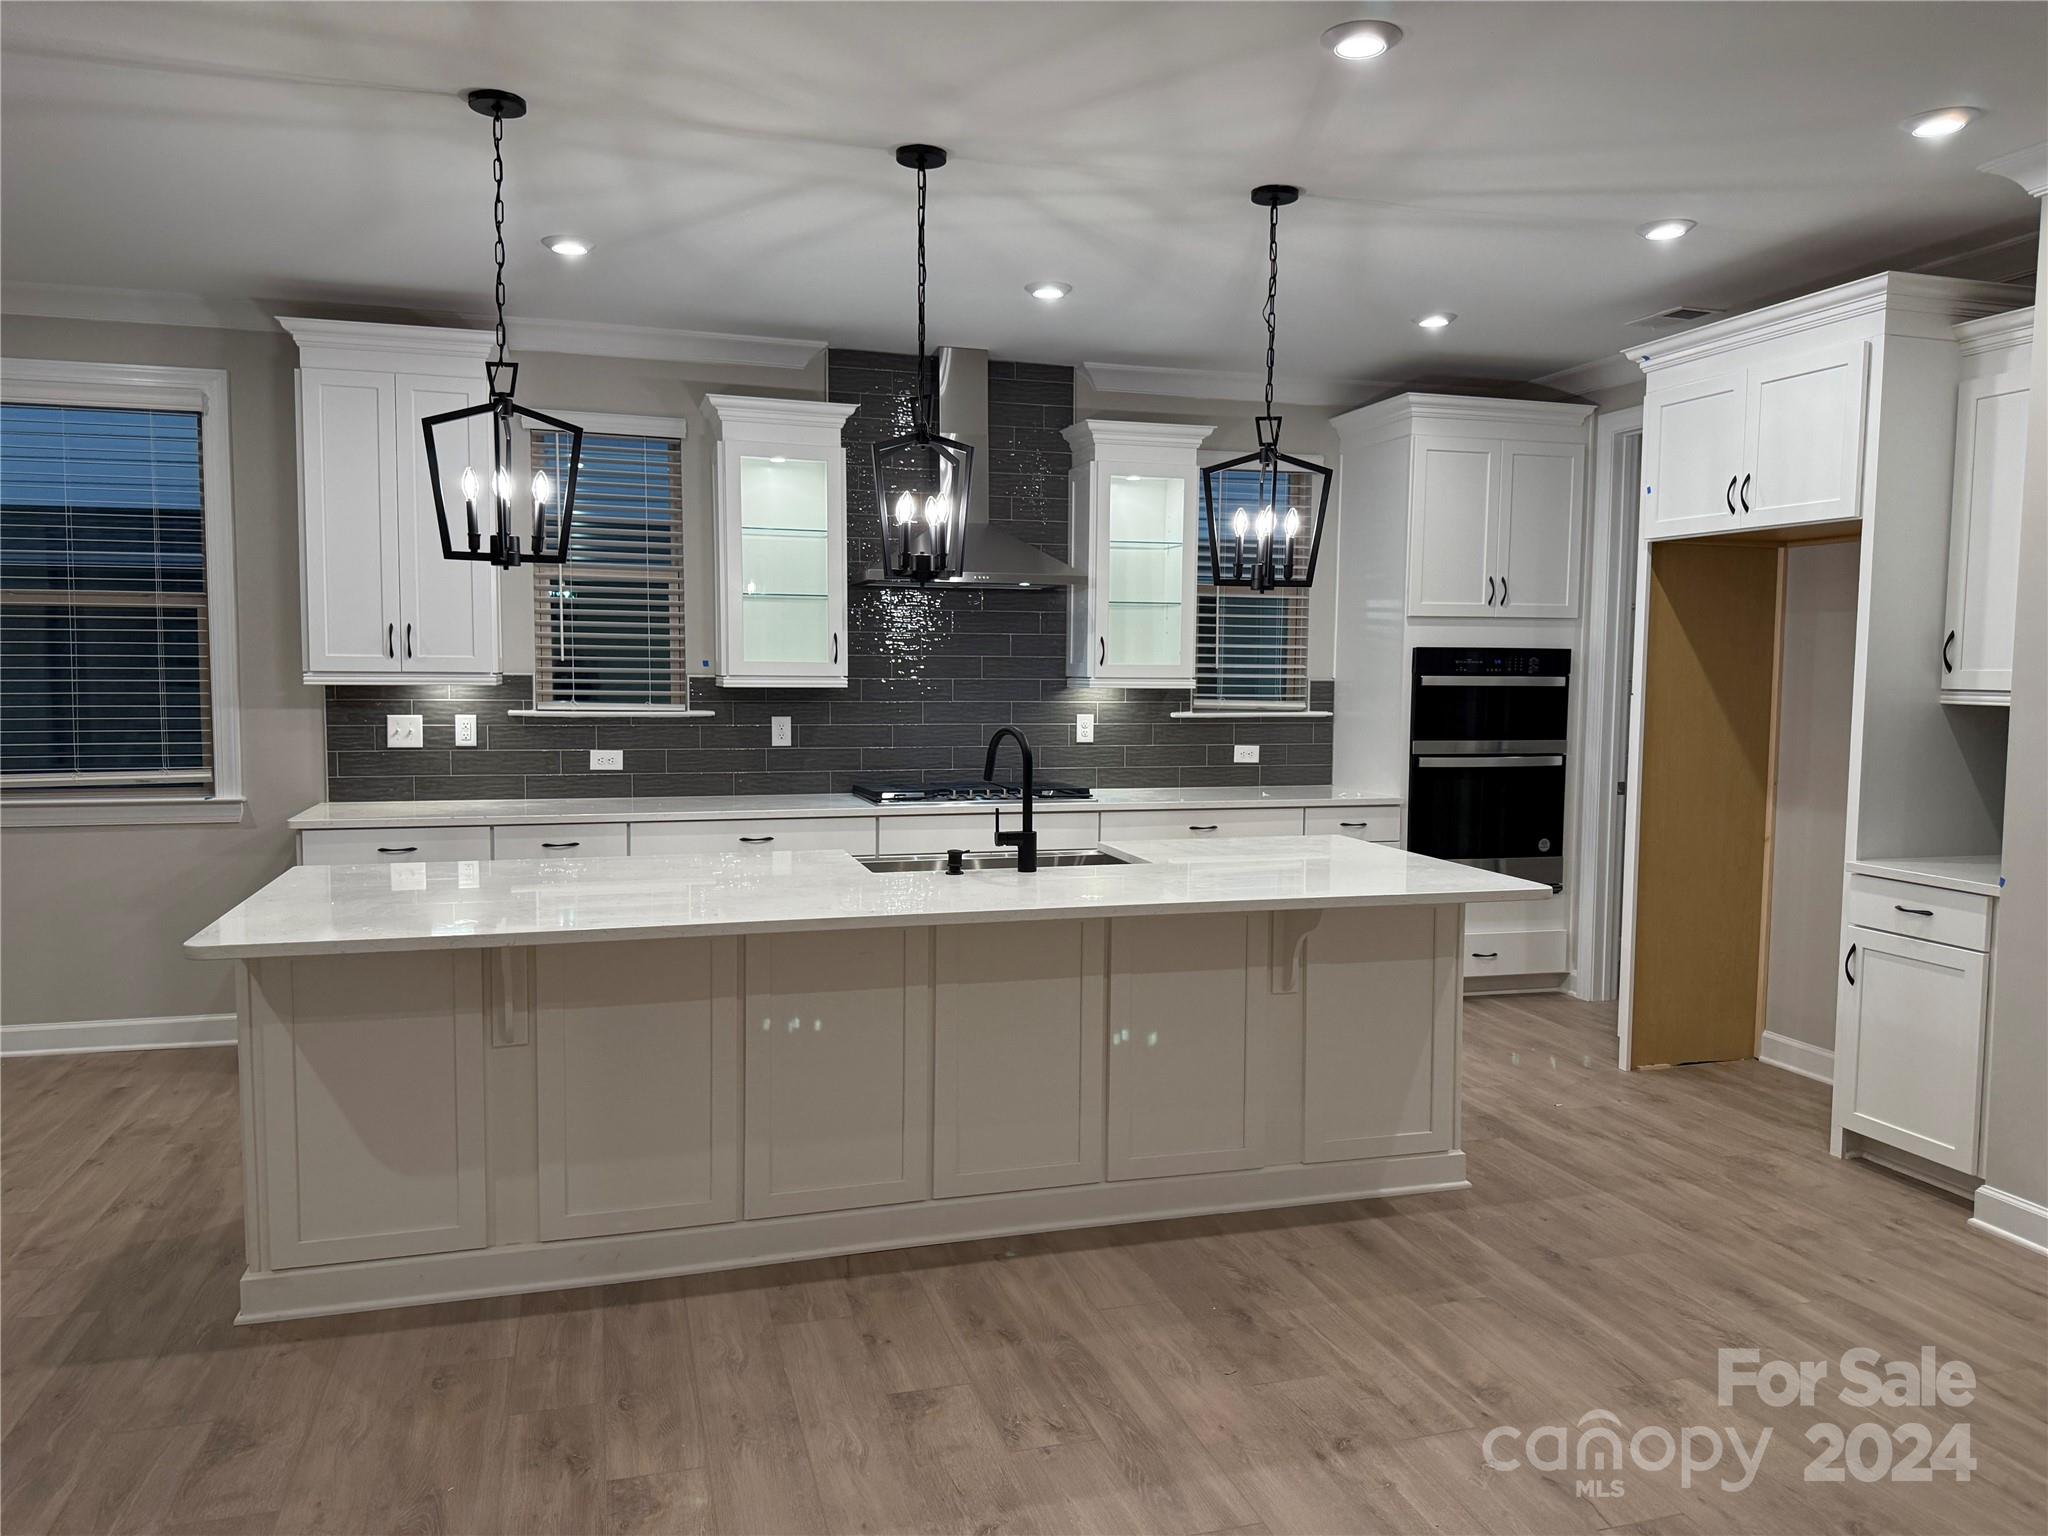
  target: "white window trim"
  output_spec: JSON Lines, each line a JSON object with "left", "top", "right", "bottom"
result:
{"left": 1187, "top": 446, "right": 1323, "bottom": 717}
{"left": 0, "top": 358, "right": 244, "bottom": 827}
{"left": 515, "top": 408, "right": 711, "bottom": 719}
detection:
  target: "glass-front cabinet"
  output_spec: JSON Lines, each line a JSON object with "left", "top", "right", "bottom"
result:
{"left": 1063, "top": 419, "right": 1214, "bottom": 688}
{"left": 705, "top": 396, "right": 858, "bottom": 687}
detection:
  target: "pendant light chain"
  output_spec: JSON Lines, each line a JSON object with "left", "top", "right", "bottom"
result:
{"left": 1262, "top": 198, "right": 1280, "bottom": 425}
{"left": 915, "top": 158, "right": 929, "bottom": 428}
{"left": 490, "top": 104, "right": 510, "bottom": 377}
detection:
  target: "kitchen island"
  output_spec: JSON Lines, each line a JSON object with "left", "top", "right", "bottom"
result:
{"left": 188, "top": 835, "right": 1544, "bottom": 1321}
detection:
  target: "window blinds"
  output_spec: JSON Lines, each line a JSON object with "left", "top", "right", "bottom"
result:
{"left": 0, "top": 403, "right": 213, "bottom": 787}
{"left": 1195, "top": 464, "right": 1312, "bottom": 710}
{"left": 530, "top": 430, "right": 689, "bottom": 709}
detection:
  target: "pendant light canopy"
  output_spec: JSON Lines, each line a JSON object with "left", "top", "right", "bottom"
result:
{"left": 1199, "top": 185, "right": 1332, "bottom": 593}
{"left": 420, "top": 88, "right": 585, "bottom": 569}
{"left": 870, "top": 145, "right": 974, "bottom": 584}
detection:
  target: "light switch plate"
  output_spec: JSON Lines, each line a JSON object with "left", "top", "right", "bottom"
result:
{"left": 1233, "top": 743, "right": 1260, "bottom": 764}
{"left": 385, "top": 714, "right": 424, "bottom": 749}
{"left": 771, "top": 716, "right": 792, "bottom": 747}
{"left": 1076, "top": 712, "right": 1095, "bottom": 744}
{"left": 590, "top": 749, "right": 624, "bottom": 771}
{"left": 454, "top": 714, "right": 478, "bottom": 747}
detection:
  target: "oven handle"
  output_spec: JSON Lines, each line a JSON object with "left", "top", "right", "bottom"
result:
{"left": 1415, "top": 754, "right": 1565, "bottom": 768}
{"left": 1417, "top": 675, "right": 1567, "bottom": 687}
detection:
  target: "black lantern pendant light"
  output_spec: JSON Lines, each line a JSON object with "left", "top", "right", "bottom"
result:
{"left": 870, "top": 145, "right": 974, "bottom": 583}
{"left": 1200, "top": 185, "right": 1332, "bottom": 593}
{"left": 420, "top": 89, "right": 585, "bottom": 569}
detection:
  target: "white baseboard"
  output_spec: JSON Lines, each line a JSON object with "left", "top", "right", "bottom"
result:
{"left": 1759, "top": 1030, "right": 1835, "bottom": 1083}
{"left": 1970, "top": 1185, "right": 2048, "bottom": 1257}
{"left": 0, "top": 1013, "right": 236, "bottom": 1056}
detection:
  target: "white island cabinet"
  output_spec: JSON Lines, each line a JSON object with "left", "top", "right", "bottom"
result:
{"left": 190, "top": 836, "right": 1537, "bottom": 1322}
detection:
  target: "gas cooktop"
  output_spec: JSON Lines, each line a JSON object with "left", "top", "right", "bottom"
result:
{"left": 851, "top": 781, "right": 1094, "bottom": 805}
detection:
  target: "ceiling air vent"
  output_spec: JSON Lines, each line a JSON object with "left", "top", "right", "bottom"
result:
{"left": 1629, "top": 304, "right": 1725, "bottom": 328}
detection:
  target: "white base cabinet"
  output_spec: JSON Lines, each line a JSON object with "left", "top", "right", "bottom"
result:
{"left": 233, "top": 904, "right": 1467, "bottom": 1320}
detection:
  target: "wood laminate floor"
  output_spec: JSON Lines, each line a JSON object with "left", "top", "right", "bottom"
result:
{"left": 3, "top": 994, "right": 2043, "bottom": 1535}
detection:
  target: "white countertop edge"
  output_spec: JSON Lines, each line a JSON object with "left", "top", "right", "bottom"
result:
{"left": 289, "top": 786, "right": 1403, "bottom": 831}
{"left": 1846, "top": 854, "right": 2004, "bottom": 899}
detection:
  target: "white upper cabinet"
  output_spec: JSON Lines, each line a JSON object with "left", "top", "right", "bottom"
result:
{"left": 1407, "top": 434, "right": 1497, "bottom": 614}
{"left": 1496, "top": 438, "right": 1585, "bottom": 617}
{"left": 1641, "top": 371, "right": 1744, "bottom": 538}
{"left": 285, "top": 319, "right": 500, "bottom": 684}
{"left": 1940, "top": 310, "right": 2032, "bottom": 702}
{"left": 703, "top": 395, "right": 858, "bottom": 688}
{"left": 1741, "top": 340, "right": 1869, "bottom": 530}
{"left": 1064, "top": 419, "right": 1213, "bottom": 687}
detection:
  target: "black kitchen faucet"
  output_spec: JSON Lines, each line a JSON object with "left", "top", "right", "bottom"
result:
{"left": 982, "top": 727, "right": 1037, "bottom": 872}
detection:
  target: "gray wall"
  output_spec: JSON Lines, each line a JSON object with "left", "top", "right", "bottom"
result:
{"left": 1980, "top": 204, "right": 2047, "bottom": 1215}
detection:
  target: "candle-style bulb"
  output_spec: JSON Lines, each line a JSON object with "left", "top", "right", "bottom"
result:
{"left": 492, "top": 467, "right": 514, "bottom": 504}
{"left": 530, "top": 469, "right": 553, "bottom": 508}
{"left": 1282, "top": 509, "right": 1301, "bottom": 540}
{"left": 1231, "top": 508, "right": 1250, "bottom": 539}
{"left": 893, "top": 492, "right": 917, "bottom": 526}
{"left": 460, "top": 466, "right": 480, "bottom": 505}
{"left": 925, "top": 494, "right": 951, "bottom": 528}
{"left": 1255, "top": 507, "right": 1276, "bottom": 542}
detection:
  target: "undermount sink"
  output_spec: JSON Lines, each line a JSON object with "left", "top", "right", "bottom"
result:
{"left": 857, "top": 848, "right": 1139, "bottom": 875}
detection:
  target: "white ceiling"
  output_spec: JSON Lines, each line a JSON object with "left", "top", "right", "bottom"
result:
{"left": 3, "top": 1, "right": 2042, "bottom": 390}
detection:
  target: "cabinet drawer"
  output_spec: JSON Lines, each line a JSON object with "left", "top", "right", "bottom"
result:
{"left": 1845, "top": 875, "right": 1991, "bottom": 953}
{"left": 1303, "top": 806, "right": 1402, "bottom": 844}
{"left": 492, "top": 822, "right": 629, "bottom": 861}
{"left": 630, "top": 816, "right": 877, "bottom": 857}
{"left": 300, "top": 826, "right": 492, "bottom": 866}
{"left": 1099, "top": 807, "right": 1304, "bottom": 842}
{"left": 1463, "top": 928, "right": 1567, "bottom": 978}
{"left": 877, "top": 810, "right": 1100, "bottom": 856}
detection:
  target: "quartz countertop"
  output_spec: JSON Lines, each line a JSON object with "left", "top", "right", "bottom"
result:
{"left": 288, "top": 785, "right": 1401, "bottom": 831}
{"left": 186, "top": 835, "right": 1543, "bottom": 960}
{"left": 1846, "top": 854, "right": 2004, "bottom": 898}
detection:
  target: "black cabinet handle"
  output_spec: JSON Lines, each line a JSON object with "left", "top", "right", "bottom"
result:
{"left": 1099, "top": 636, "right": 1107, "bottom": 666}
{"left": 1894, "top": 905, "right": 1934, "bottom": 917}
{"left": 540, "top": 841, "right": 580, "bottom": 849}
{"left": 738, "top": 834, "right": 774, "bottom": 844}
{"left": 1844, "top": 943, "right": 1857, "bottom": 985}
{"left": 386, "top": 623, "right": 395, "bottom": 658}
{"left": 376, "top": 845, "right": 418, "bottom": 855}
{"left": 404, "top": 622, "right": 413, "bottom": 659}
{"left": 1486, "top": 576, "right": 1496, "bottom": 606}
{"left": 1500, "top": 576, "right": 1509, "bottom": 606}
{"left": 1188, "top": 824, "right": 1219, "bottom": 832}
{"left": 830, "top": 632, "right": 839, "bottom": 665}
{"left": 1338, "top": 821, "right": 1373, "bottom": 828}
{"left": 1943, "top": 631, "right": 1956, "bottom": 674}
{"left": 1726, "top": 476, "right": 1737, "bottom": 515}
{"left": 1471, "top": 951, "right": 1499, "bottom": 960}
{"left": 1739, "top": 473, "right": 1751, "bottom": 513}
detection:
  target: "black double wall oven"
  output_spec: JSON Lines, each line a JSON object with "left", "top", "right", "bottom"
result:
{"left": 1406, "top": 647, "right": 1570, "bottom": 892}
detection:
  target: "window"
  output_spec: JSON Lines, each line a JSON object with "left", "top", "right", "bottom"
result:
{"left": 1194, "top": 462, "right": 1312, "bottom": 711}
{"left": 528, "top": 417, "right": 694, "bottom": 713}
{"left": 0, "top": 360, "right": 241, "bottom": 824}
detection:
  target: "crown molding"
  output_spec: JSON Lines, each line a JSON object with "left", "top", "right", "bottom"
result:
{"left": 702, "top": 393, "right": 857, "bottom": 439}
{"left": 1954, "top": 305, "right": 2036, "bottom": 354}
{"left": 1062, "top": 419, "right": 1216, "bottom": 456}
{"left": 1532, "top": 352, "right": 1646, "bottom": 400}
{"left": 1981, "top": 142, "right": 2048, "bottom": 200}
{"left": 1080, "top": 360, "right": 1389, "bottom": 410}
{"left": 279, "top": 316, "right": 496, "bottom": 369}
{"left": 1331, "top": 391, "right": 1595, "bottom": 442}
{"left": 4, "top": 282, "right": 825, "bottom": 371}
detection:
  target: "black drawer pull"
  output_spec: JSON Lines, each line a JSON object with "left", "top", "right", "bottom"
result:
{"left": 376, "top": 845, "right": 418, "bottom": 855}
{"left": 1894, "top": 905, "right": 1934, "bottom": 917}
{"left": 1726, "top": 476, "right": 1737, "bottom": 515}
{"left": 1188, "top": 824, "right": 1219, "bottom": 832}
{"left": 738, "top": 835, "right": 775, "bottom": 844}
{"left": 1943, "top": 631, "right": 1956, "bottom": 674}
{"left": 541, "top": 841, "right": 580, "bottom": 850}
{"left": 1845, "top": 943, "right": 1857, "bottom": 985}
{"left": 1739, "top": 473, "right": 1751, "bottom": 513}
{"left": 1338, "top": 821, "right": 1373, "bottom": 828}
{"left": 1471, "top": 951, "right": 1499, "bottom": 960}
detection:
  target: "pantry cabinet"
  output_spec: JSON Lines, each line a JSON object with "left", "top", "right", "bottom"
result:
{"left": 1063, "top": 419, "right": 1214, "bottom": 687}
{"left": 283, "top": 319, "right": 501, "bottom": 684}
{"left": 1939, "top": 309, "right": 2032, "bottom": 703}
{"left": 703, "top": 395, "right": 859, "bottom": 688}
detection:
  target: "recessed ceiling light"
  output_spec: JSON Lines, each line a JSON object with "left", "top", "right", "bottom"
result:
{"left": 1637, "top": 219, "right": 1696, "bottom": 242}
{"left": 1416, "top": 312, "right": 1456, "bottom": 330}
{"left": 1905, "top": 106, "right": 1981, "bottom": 139}
{"left": 542, "top": 235, "right": 591, "bottom": 257}
{"left": 1322, "top": 19, "right": 1403, "bottom": 60}
{"left": 1027, "top": 281, "right": 1072, "bottom": 302}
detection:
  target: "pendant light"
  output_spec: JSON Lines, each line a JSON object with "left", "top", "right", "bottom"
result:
{"left": 1200, "top": 185, "right": 1332, "bottom": 593}
{"left": 420, "top": 89, "right": 585, "bottom": 569}
{"left": 869, "top": 145, "right": 974, "bottom": 583}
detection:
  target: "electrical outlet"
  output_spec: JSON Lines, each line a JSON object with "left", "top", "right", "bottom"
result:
{"left": 590, "top": 749, "right": 624, "bottom": 771}
{"left": 1233, "top": 743, "right": 1260, "bottom": 764}
{"left": 385, "top": 714, "right": 424, "bottom": 749}
{"left": 771, "top": 716, "right": 793, "bottom": 747}
{"left": 1075, "top": 712, "right": 1095, "bottom": 744}
{"left": 454, "top": 714, "right": 478, "bottom": 747}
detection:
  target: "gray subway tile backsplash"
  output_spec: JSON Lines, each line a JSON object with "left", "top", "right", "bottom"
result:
{"left": 324, "top": 350, "right": 1336, "bottom": 802}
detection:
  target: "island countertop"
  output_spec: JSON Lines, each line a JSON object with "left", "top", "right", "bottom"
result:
{"left": 186, "top": 835, "right": 1546, "bottom": 960}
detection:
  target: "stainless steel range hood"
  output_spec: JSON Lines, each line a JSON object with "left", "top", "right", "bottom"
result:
{"left": 858, "top": 346, "right": 1078, "bottom": 589}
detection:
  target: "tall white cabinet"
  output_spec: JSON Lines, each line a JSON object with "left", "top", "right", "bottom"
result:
{"left": 1063, "top": 419, "right": 1214, "bottom": 688}
{"left": 703, "top": 395, "right": 859, "bottom": 688}
{"left": 1939, "top": 308, "right": 2032, "bottom": 704}
{"left": 283, "top": 318, "right": 501, "bottom": 684}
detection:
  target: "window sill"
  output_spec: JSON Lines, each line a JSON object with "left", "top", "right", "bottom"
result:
{"left": 508, "top": 708, "right": 717, "bottom": 720}
{"left": 1168, "top": 710, "right": 1333, "bottom": 720}
{"left": 1, "top": 795, "right": 248, "bottom": 829}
